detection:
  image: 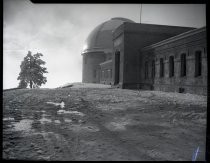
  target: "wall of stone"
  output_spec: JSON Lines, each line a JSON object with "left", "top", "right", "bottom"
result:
{"left": 141, "top": 28, "right": 207, "bottom": 95}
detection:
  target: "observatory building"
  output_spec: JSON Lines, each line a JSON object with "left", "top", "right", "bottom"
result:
{"left": 81, "top": 17, "right": 207, "bottom": 95}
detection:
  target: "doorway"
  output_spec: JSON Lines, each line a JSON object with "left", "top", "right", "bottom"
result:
{"left": 115, "top": 50, "right": 120, "bottom": 84}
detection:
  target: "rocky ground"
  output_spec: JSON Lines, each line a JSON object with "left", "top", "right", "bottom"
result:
{"left": 3, "top": 85, "right": 207, "bottom": 161}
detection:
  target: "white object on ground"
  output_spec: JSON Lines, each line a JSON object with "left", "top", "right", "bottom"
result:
{"left": 13, "top": 119, "right": 33, "bottom": 132}
{"left": 106, "top": 120, "right": 130, "bottom": 131}
{"left": 3, "top": 117, "right": 14, "bottom": 121}
{"left": 46, "top": 101, "right": 65, "bottom": 108}
{"left": 39, "top": 117, "right": 52, "bottom": 124}
{"left": 54, "top": 120, "right": 61, "bottom": 124}
{"left": 57, "top": 110, "right": 85, "bottom": 116}
{"left": 64, "top": 118, "right": 72, "bottom": 123}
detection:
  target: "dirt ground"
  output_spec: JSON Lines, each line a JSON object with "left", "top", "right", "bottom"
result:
{"left": 3, "top": 87, "right": 207, "bottom": 161}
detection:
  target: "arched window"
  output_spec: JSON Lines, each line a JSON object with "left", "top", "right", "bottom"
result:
{"left": 114, "top": 50, "right": 120, "bottom": 84}
{"left": 169, "top": 56, "right": 174, "bottom": 77}
{"left": 195, "top": 51, "right": 202, "bottom": 77}
{"left": 160, "top": 58, "right": 164, "bottom": 78}
{"left": 151, "top": 60, "right": 155, "bottom": 78}
{"left": 180, "top": 53, "right": 186, "bottom": 77}
{"left": 145, "top": 61, "right": 148, "bottom": 79}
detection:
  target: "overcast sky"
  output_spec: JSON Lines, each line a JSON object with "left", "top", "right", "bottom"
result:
{"left": 3, "top": 1, "right": 206, "bottom": 89}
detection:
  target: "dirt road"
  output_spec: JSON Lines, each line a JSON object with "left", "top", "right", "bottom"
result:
{"left": 3, "top": 87, "right": 207, "bottom": 161}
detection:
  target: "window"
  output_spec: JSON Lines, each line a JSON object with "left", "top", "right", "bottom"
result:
{"left": 160, "top": 58, "right": 164, "bottom": 78}
{"left": 145, "top": 61, "right": 148, "bottom": 79}
{"left": 152, "top": 60, "right": 155, "bottom": 78}
{"left": 195, "top": 51, "right": 202, "bottom": 77}
{"left": 169, "top": 56, "right": 174, "bottom": 77}
{"left": 180, "top": 53, "right": 186, "bottom": 77}
{"left": 104, "top": 70, "right": 106, "bottom": 79}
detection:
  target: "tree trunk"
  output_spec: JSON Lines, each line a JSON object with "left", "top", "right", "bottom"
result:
{"left": 30, "top": 80, "right": 32, "bottom": 89}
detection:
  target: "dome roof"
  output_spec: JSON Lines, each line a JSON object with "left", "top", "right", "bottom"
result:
{"left": 82, "top": 17, "right": 135, "bottom": 54}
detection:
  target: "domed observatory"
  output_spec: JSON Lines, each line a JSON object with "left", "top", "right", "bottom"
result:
{"left": 81, "top": 17, "right": 135, "bottom": 83}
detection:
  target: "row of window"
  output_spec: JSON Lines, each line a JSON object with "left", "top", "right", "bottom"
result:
{"left": 145, "top": 51, "right": 202, "bottom": 79}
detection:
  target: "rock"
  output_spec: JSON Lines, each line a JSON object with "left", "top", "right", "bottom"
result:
{"left": 37, "top": 150, "right": 43, "bottom": 154}
{"left": 41, "top": 156, "right": 51, "bottom": 160}
{"left": 34, "top": 146, "right": 40, "bottom": 150}
{"left": 81, "top": 120, "right": 86, "bottom": 124}
{"left": 81, "top": 151, "right": 86, "bottom": 154}
{"left": 4, "top": 149, "right": 10, "bottom": 154}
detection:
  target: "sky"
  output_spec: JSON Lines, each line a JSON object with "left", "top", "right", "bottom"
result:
{"left": 3, "top": 1, "right": 206, "bottom": 89}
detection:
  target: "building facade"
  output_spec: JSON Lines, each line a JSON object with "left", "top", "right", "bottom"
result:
{"left": 141, "top": 27, "right": 207, "bottom": 95}
{"left": 82, "top": 17, "right": 207, "bottom": 95}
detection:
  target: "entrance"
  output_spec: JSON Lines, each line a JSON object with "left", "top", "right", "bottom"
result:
{"left": 115, "top": 50, "right": 120, "bottom": 84}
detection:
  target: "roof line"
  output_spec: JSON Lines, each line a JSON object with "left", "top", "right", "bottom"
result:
{"left": 141, "top": 26, "right": 206, "bottom": 51}
{"left": 99, "top": 59, "right": 112, "bottom": 66}
{"left": 111, "top": 17, "right": 135, "bottom": 23}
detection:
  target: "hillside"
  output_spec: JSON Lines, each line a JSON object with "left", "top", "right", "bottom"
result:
{"left": 3, "top": 85, "right": 207, "bottom": 161}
